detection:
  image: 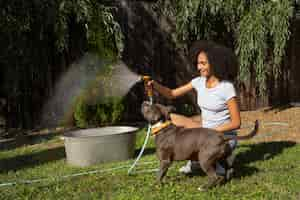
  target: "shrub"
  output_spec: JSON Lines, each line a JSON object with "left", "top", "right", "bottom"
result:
{"left": 74, "top": 96, "right": 124, "bottom": 128}
{"left": 73, "top": 96, "right": 91, "bottom": 128}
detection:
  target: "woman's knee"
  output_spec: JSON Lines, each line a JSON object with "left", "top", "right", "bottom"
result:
{"left": 190, "top": 115, "right": 201, "bottom": 123}
{"left": 170, "top": 113, "right": 188, "bottom": 126}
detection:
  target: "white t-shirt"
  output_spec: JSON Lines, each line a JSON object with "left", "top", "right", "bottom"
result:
{"left": 191, "top": 76, "right": 236, "bottom": 129}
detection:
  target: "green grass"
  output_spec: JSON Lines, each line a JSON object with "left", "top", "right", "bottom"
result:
{"left": 0, "top": 128, "right": 300, "bottom": 200}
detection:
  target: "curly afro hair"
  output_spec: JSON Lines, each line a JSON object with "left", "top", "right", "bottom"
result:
{"left": 189, "top": 40, "right": 238, "bottom": 82}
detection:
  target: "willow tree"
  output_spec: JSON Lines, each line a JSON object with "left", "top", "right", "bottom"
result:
{"left": 152, "top": 0, "right": 294, "bottom": 95}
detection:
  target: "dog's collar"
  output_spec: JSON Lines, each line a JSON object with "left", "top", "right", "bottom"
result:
{"left": 151, "top": 120, "right": 172, "bottom": 135}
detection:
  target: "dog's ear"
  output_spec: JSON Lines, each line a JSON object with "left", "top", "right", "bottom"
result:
{"left": 155, "top": 103, "right": 176, "bottom": 120}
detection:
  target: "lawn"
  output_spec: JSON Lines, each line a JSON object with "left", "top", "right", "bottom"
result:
{"left": 0, "top": 128, "right": 299, "bottom": 200}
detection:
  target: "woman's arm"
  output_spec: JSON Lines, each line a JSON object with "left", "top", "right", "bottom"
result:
{"left": 151, "top": 80, "right": 194, "bottom": 99}
{"left": 214, "top": 97, "right": 241, "bottom": 133}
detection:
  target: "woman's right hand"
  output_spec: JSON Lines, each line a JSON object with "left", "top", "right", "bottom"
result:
{"left": 147, "top": 80, "right": 154, "bottom": 88}
{"left": 145, "top": 80, "right": 154, "bottom": 96}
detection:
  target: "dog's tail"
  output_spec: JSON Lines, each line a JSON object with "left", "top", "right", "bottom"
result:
{"left": 225, "top": 120, "right": 259, "bottom": 141}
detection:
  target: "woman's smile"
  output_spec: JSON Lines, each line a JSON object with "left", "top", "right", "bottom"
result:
{"left": 197, "top": 51, "right": 211, "bottom": 77}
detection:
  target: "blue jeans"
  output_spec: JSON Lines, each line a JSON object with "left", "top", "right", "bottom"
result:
{"left": 223, "top": 131, "right": 238, "bottom": 150}
{"left": 216, "top": 131, "right": 237, "bottom": 175}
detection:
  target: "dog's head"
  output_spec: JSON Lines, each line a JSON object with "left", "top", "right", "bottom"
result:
{"left": 141, "top": 101, "right": 175, "bottom": 124}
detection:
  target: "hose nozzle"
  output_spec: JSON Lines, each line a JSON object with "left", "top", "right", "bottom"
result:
{"left": 141, "top": 75, "right": 153, "bottom": 97}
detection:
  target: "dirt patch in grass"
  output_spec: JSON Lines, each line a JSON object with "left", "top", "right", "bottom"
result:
{"left": 238, "top": 106, "right": 300, "bottom": 143}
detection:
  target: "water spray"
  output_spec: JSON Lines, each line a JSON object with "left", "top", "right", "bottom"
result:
{"left": 128, "top": 75, "right": 155, "bottom": 175}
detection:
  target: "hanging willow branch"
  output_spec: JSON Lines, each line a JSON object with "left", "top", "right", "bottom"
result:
{"left": 154, "top": 0, "right": 294, "bottom": 95}
{"left": 54, "top": 0, "right": 123, "bottom": 59}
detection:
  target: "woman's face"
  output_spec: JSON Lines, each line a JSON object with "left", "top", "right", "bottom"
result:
{"left": 197, "top": 51, "right": 211, "bottom": 77}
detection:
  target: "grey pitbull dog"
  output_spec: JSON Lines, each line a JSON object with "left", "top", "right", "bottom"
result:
{"left": 141, "top": 101, "right": 259, "bottom": 191}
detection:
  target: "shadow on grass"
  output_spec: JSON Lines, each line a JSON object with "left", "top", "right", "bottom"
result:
{"left": 233, "top": 141, "right": 297, "bottom": 179}
{"left": 0, "top": 146, "right": 65, "bottom": 173}
{"left": 166, "top": 141, "right": 297, "bottom": 179}
{"left": 0, "top": 133, "right": 62, "bottom": 151}
{"left": 133, "top": 141, "right": 296, "bottom": 181}
{"left": 134, "top": 147, "right": 156, "bottom": 157}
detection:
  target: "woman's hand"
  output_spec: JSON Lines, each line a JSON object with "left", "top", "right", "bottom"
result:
{"left": 146, "top": 80, "right": 154, "bottom": 89}
{"left": 144, "top": 80, "right": 154, "bottom": 97}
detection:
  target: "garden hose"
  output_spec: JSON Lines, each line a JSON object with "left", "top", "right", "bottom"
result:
{"left": 0, "top": 161, "right": 157, "bottom": 187}
{"left": 127, "top": 123, "right": 152, "bottom": 175}
{"left": 127, "top": 75, "right": 154, "bottom": 174}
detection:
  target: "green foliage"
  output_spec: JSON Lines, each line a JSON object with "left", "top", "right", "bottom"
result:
{"left": 0, "top": 0, "right": 123, "bottom": 72}
{"left": 154, "top": 0, "right": 294, "bottom": 94}
{"left": 73, "top": 96, "right": 90, "bottom": 128}
{"left": 236, "top": 1, "right": 293, "bottom": 93}
{"left": 236, "top": 3, "right": 269, "bottom": 91}
{"left": 96, "top": 96, "right": 125, "bottom": 124}
{"left": 74, "top": 95, "right": 124, "bottom": 128}
{"left": 54, "top": 0, "right": 124, "bottom": 58}
{"left": 87, "top": 2, "right": 124, "bottom": 60}
{"left": 268, "top": 1, "right": 293, "bottom": 77}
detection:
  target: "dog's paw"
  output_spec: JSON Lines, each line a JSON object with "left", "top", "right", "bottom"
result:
{"left": 198, "top": 176, "right": 226, "bottom": 191}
